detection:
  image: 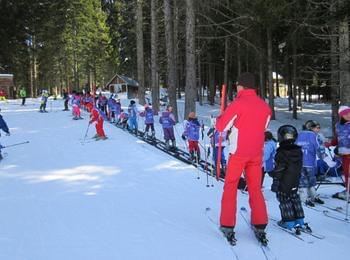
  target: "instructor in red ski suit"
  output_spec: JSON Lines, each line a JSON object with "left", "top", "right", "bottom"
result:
{"left": 215, "top": 72, "right": 271, "bottom": 232}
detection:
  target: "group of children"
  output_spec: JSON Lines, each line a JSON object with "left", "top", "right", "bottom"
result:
{"left": 263, "top": 106, "right": 350, "bottom": 231}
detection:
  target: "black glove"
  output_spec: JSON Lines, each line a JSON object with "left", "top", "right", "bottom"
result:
{"left": 271, "top": 178, "right": 279, "bottom": 193}
{"left": 267, "top": 171, "right": 274, "bottom": 178}
{"left": 181, "top": 134, "right": 187, "bottom": 141}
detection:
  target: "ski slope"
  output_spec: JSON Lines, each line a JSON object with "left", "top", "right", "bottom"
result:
{"left": 0, "top": 98, "right": 349, "bottom": 260}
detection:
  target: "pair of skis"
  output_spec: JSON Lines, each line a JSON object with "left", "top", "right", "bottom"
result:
{"left": 305, "top": 204, "right": 350, "bottom": 224}
{"left": 205, "top": 207, "right": 277, "bottom": 260}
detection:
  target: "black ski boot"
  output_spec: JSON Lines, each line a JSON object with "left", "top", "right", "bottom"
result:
{"left": 301, "top": 223, "right": 312, "bottom": 233}
{"left": 190, "top": 151, "right": 195, "bottom": 161}
{"left": 313, "top": 197, "right": 324, "bottom": 205}
{"left": 171, "top": 140, "right": 176, "bottom": 151}
{"left": 165, "top": 140, "right": 170, "bottom": 150}
{"left": 220, "top": 226, "right": 237, "bottom": 246}
{"left": 305, "top": 200, "right": 315, "bottom": 207}
{"left": 253, "top": 228, "right": 268, "bottom": 246}
{"left": 294, "top": 225, "right": 302, "bottom": 235}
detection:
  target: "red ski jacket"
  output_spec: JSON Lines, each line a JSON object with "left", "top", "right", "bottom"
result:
{"left": 90, "top": 108, "right": 102, "bottom": 123}
{"left": 215, "top": 89, "right": 271, "bottom": 157}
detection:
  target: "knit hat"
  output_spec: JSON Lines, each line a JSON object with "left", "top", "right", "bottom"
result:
{"left": 237, "top": 72, "right": 256, "bottom": 89}
{"left": 338, "top": 106, "right": 350, "bottom": 117}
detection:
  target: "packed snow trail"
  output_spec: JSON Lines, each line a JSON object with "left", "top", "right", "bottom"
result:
{"left": 0, "top": 99, "right": 349, "bottom": 260}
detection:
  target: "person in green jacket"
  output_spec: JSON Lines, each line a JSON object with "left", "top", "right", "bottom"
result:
{"left": 19, "top": 87, "right": 27, "bottom": 106}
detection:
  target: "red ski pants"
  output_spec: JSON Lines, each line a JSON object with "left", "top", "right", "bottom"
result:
{"left": 341, "top": 155, "right": 350, "bottom": 190}
{"left": 188, "top": 140, "right": 199, "bottom": 153}
{"left": 95, "top": 118, "right": 106, "bottom": 137}
{"left": 220, "top": 154, "right": 268, "bottom": 227}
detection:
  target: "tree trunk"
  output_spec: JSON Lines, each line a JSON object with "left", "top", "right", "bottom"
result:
{"left": 267, "top": 28, "right": 276, "bottom": 120}
{"left": 224, "top": 38, "right": 229, "bottom": 86}
{"left": 208, "top": 52, "right": 215, "bottom": 105}
{"left": 174, "top": 0, "right": 181, "bottom": 100}
{"left": 136, "top": 0, "right": 145, "bottom": 105}
{"left": 274, "top": 51, "right": 280, "bottom": 97}
{"left": 259, "top": 52, "right": 265, "bottom": 98}
{"left": 164, "top": 0, "right": 178, "bottom": 120}
{"left": 331, "top": 19, "right": 339, "bottom": 136}
{"left": 237, "top": 40, "right": 241, "bottom": 76}
{"left": 198, "top": 52, "right": 202, "bottom": 106}
{"left": 292, "top": 39, "right": 298, "bottom": 119}
{"left": 150, "top": 0, "right": 159, "bottom": 112}
{"left": 339, "top": 15, "right": 350, "bottom": 105}
{"left": 184, "top": 0, "right": 196, "bottom": 118}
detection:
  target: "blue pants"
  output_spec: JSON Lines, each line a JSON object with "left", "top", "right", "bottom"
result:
{"left": 299, "top": 167, "right": 317, "bottom": 188}
{"left": 213, "top": 146, "right": 226, "bottom": 168}
{"left": 128, "top": 117, "right": 138, "bottom": 131}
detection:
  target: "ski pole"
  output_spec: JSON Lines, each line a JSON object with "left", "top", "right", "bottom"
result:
{"left": 2, "top": 141, "right": 30, "bottom": 149}
{"left": 82, "top": 122, "right": 91, "bottom": 144}
{"left": 216, "top": 84, "right": 227, "bottom": 180}
{"left": 202, "top": 129, "right": 210, "bottom": 187}
{"left": 345, "top": 167, "right": 350, "bottom": 221}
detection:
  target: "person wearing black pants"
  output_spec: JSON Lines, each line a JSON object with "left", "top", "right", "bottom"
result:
{"left": 63, "top": 90, "right": 69, "bottom": 111}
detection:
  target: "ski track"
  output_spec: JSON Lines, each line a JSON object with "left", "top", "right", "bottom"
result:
{"left": 0, "top": 98, "right": 349, "bottom": 260}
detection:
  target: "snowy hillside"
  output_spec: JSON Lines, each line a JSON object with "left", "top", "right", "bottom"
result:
{"left": 0, "top": 98, "right": 349, "bottom": 260}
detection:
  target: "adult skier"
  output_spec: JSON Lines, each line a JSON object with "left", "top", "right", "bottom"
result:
{"left": 19, "top": 87, "right": 26, "bottom": 106}
{"left": 215, "top": 72, "right": 271, "bottom": 245}
{"left": 62, "top": 89, "right": 69, "bottom": 111}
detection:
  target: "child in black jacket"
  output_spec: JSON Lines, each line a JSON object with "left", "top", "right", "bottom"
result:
{"left": 269, "top": 125, "right": 310, "bottom": 231}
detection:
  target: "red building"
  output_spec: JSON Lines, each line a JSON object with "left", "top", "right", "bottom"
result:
{"left": 0, "top": 74, "right": 15, "bottom": 99}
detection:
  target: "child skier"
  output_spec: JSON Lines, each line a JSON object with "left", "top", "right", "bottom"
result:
{"left": 107, "top": 94, "right": 118, "bottom": 123}
{"left": 119, "top": 109, "right": 129, "bottom": 129}
{"left": 89, "top": 106, "right": 107, "bottom": 140}
{"left": 139, "top": 103, "right": 155, "bottom": 139}
{"left": 159, "top": 105, "right": 176, "bottom": 149}
{"left": 182, "top": 112, "right": 201, "bottom": 161}
{"left": 207, "top": 117, "right": 227, "bottom": 172}
{"left": 39, "top": 90, "right": 49, "bottom": 112}
{"left": 97, "top": 93, "right": 108, "bottom": 113}
{"left": 0, "top": 111, "right": 10, "bottom": 160}
{"left": 327, "top": 106, "right": 350, "bottom": 200}
{"left": 269, "top": 125, "right": 309, "bottom": 232}
{"left": 72, "top": 93, "right": 82, "bottom": 120}
{"left": 128, "top": 100, "right": 138, "bottom": 134}
{"left": 262, "top": 131, "right": 277, "bottom": 186}
{"left": 296, "top": 120, "right": 324, "bottom": 206}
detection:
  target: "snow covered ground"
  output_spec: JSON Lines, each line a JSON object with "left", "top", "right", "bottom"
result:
{"left": 0, "top": 97, "right": 349, "bottom": 260}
